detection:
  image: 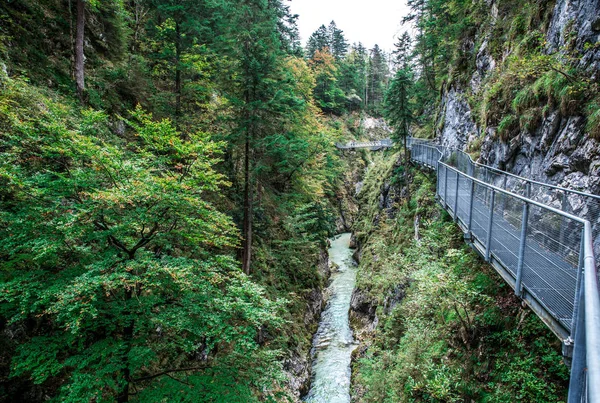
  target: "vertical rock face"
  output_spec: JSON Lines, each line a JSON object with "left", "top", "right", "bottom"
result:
{"left": 438, "top": 88, "right": 479, "bottom": 150}
{"left": 470, "top": 36, "right": 497, "bottom": 92}
{"left": 547, "top": 0, "right": 600, "bottom": 75}
{"left": 436, "top": 0, "right": 600, "bottom": 198}
{"left": 433, "top": 0, "right": 600, "bottom": 259}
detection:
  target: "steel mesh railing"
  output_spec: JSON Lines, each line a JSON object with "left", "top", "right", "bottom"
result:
{"left": 336, "top": 139, "right": 393, "bottom": 149}
{"left": 407, "top": 138, "right": 600, "bottom": 403}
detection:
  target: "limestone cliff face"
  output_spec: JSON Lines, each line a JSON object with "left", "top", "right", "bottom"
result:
{"left": 438, "top": 88, "right": 480, "bottom": 151}
{"left": 432, "top": 0, "right": 600, "bottom": 259}
{"left": 436, "top": 0, "right": 600, "bottom": 199}
{"left": 547, "top": 0, "right": 600, "bottom": 75}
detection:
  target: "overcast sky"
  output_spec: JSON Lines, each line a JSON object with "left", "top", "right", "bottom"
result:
{"left": 288, "top": 0, "right": 410, "bottom": 53}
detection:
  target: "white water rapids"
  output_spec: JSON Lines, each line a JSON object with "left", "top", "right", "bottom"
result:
{"left": 304, "top": 233, "right": 358, "bottom": 403}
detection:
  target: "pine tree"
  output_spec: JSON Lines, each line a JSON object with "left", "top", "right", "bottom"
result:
{"left": 269, "top": 0, "right": 303, "bottom": 56}
{"left": 367, "top": 44, "right": 390, "bottom": 112}
{"left": 385, "top": 67, "right": 414, "bottom": 165}
{"left": 328, "top": 20, "right": 348, "bottom": 60}
{"left": 338, "top": 44, "right": 368, "bottom": 110}
{"left": 392, "top": 32, "right": 412, "bottom": 69}
{"left": 146, "top": 0, "right": 215, "bottom": 122}
{"left": 219, "top": 0, "right": 288, "bottom": 274}
{"left": 306, "top": 24, "right": 329, "bottom": 59}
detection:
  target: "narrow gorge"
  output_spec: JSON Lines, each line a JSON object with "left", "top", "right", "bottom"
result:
{"left": 1, "top": 0, "right": 599, "bottom": 402}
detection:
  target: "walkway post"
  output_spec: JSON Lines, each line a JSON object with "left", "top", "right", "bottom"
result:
{"left": 467, "top": 178, "right": 475, "bottom": 234}
{"left": 515, "top": 200, "right": 530, "bottom": 297}
{"left": 570, "top": 231, "right": 586, "bottom": 335}
{"left": 559, "top": 191, "right": 568, "bottom": 257}
{"left": 454, "top": 171, "right": 460, "bottom": 221}
{"left": 436, "top": 155, "right": 440, "bottom": 196}
{"left": 501, "top": 175, "right": 508, "bottom": 214}
{"left": 444, "top": 165, "right": 448, "bottom": 207}
{"left": 485, "top": 189, "right": 496, "bottom": 262}
{"left": 567, "top": 262, "right": 586, "bottom": 403}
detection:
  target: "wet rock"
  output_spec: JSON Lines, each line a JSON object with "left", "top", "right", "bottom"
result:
{"left": 355, "top": 181, "right": 364, "bottom": 195}
{"left": 350, "top": 288, "right": 378, "bottom": 337}
{"left": 286, "top": 246, "right": 331, "bottom": 401}
{"left": 283, "top": 351, "right": 311, "bottom": 401}
{"left": 545, "top": 154, "right": 570, "bottom": 176}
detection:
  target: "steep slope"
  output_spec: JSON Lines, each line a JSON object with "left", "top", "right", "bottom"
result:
{"left": 433, "top": 0, "right": 599, "bottom": 206}
{"left": 349, "top": 154, "right": 569, "bottom": 402}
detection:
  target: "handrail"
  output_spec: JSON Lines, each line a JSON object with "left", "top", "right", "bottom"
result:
{"left": 474, "top": 159, "right": 600, "bottom": 201}
{"left": 408, "top": 137, "right": 600, "bottom": 202}
{"left": 584, "top": 221, "right": 600, "bottom": 402}
{"left": 335, "top": 139, "right": 393, "bottom": 149}
{"left": 407, "top": 138, "right": 600, "bottom": 403}
{"left": 439, "top": 161, "right": 586, "bottom": 223}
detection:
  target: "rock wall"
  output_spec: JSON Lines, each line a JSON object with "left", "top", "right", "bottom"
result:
{"left": 284, "top": 248, "right": 331, "bottom": 400}
{"left": 547, "top": 0, "right": 600, "bottom": 75}
{"left": 433, "top": 0, "right": 600, "bottom": 259}
{"left": 437, "top": 0, "right": 600, "bottom": 199}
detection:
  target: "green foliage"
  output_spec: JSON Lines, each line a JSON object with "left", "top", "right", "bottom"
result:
{"left": 384, "top": 68, "right": 415, "bottom": 149}
{"left": 585, "top": 99, "right": 600, "bottom": 140}
{"left": 305, "top": 21, "right": 388, "bottom": 115}
{"left": 497, "top": 114, "right": 518, "bottom": 141}
{"left": 310, "top": 49, "right": 347, "bottom": 114}
{"left": 306, "top": 21, "right": 348, "bottom": 61}
{"left": 351, "top": 163, "right": 568, "bottom": 402}
{"left": 0, "top": 75, "right": 288, "bottom": 402}
{"left": 0, "top": 0, "right": 350, "bottom": 400}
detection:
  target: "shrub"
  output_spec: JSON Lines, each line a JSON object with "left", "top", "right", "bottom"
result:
{"left": 586, "top": 100, "right": 600, "bottom": 140}
{"left": 497, "top": 114, "right": 519, "bottom": 141}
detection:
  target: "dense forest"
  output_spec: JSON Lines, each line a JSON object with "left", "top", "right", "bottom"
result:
{"left": 1, "top": 0, "right": 599, "bottom": 401}
{"left": 0, "top": 0, "right": 394, "bottom": 401}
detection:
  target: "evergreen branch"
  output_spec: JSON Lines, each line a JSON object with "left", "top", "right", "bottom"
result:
{"left": 132, "top": 365, "right": 209, "bottom": 383}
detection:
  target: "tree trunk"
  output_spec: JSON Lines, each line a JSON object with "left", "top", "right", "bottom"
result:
{"left": 75, "top": 0, "right": 85, "bottom": 102}
{"left": 242, "top": 127, "right": 252, "bottom": 275}
{"left": 403, "top": 132, "right": 410, "bottom": 200}
{"left": 117, "top": 289, "right": 134, "bottom": 403}
{"left": 403, "top": 131, "right": 409, "bottom": 166}
{"left": 175, "top": 20, "right": 182, "bottom": 122}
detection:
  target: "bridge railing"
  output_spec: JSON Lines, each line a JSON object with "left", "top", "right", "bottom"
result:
{"left": 409, "top": 140, "right": 600, "bottom": 403}
{"left": 335, "top": 139, "right": 393, "bottom": 149}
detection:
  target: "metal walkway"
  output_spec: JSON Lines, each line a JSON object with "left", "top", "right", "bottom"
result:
{"left": 380, "top": 138, "right": 600, "bottom": 402}
{"left": 335, "top": 139, "right": 393, "bottom": 150}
